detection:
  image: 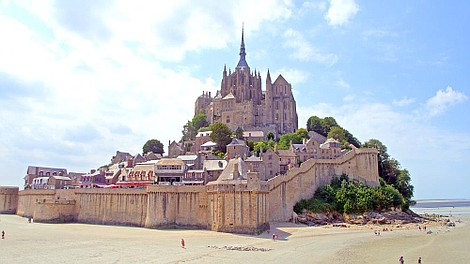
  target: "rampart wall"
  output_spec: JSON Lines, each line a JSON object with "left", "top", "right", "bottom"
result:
{"left": 268, "top": 148, "right": 379, "bottom": 221}
{"left": 0, "top": 187, "right": 19, "bottom": 214}
{"left": 76, "top": 189, "right": 148, "bottom": 226}
{"left": 2, "top": 148, "right": 379, "bottom": 233}
{"left": 145, "top": 185, "right": 209, "bottom": 229}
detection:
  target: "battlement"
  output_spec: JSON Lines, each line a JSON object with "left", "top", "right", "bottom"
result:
{"left": 2, "top": 146, "right": 379, "bottom": 233}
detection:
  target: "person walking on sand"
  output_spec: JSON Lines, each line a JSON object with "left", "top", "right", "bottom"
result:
{"left": 417, "top": 256, "right": 421, "bottom": 263}
{"left": 1, "top": 230, "right": 4, "bottom": 239}
{"left": 399, "top": 256, "right": 404, "bottom": 264}
{"left": 181, "top": 238, "right": 185, "bottom": 248}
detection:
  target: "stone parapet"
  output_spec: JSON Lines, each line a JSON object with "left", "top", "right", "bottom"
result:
{"left": 0, "top": 186, "right": 19, "bottom": 214}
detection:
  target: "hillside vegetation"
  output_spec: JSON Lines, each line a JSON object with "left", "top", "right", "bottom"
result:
{"left": 295, "top": 116, "right": 415, "bottom": 213}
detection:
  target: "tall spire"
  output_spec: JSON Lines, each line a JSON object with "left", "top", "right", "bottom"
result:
{"left": 236, "top": 23, "right": 249, "bottom": 69}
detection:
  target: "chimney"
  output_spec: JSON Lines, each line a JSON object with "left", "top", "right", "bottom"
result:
{"left": 233, "top": 162, "right": 240, "bottom": 180}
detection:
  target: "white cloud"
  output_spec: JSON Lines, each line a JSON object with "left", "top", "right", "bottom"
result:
{"left": 283, "top": 28, "right": 338, "bottom": 66}
{"left": 298, "top": 100, "right": 470, "bottom": 163}
{"left": 325, "top": 0, "right": 359, "bottom": 26}
{"left": 0, "top": 0, "right": 298, "bottom": 187}
{"left": 393, "top": 96, "right": 415, "bottom": 107}
{"left": 271, "top": 68, "right": 309, "bottom": 85}
{"left": 302, "top": 1, "right": 327, "bottom": 11}
{"left": 425, "top": 86, "right": 468, "bottom": 116}
{"left": 342, "top": 94, "right": 355, "bottom": 102}
{"left": 336, "top": 79, "right": 351, "bottom": 89}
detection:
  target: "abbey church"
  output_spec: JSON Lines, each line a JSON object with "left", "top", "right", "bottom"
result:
{"left": 195, "top": 28, "right": 298, "bottom": 136}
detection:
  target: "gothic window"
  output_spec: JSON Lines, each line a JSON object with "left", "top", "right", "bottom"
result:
{"left": 275, "top": 113, "right": 279, "bottom": 120}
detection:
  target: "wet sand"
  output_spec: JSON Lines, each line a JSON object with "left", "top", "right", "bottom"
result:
{"left": 0, "top": 214, "right": 468, "bottom": 263}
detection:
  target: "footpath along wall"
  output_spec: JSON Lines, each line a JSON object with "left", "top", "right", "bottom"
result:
{"left": 268, "top": 148, "right": 379, "bottom": 221}
{"left": 1, "top": 148, "right": 379, "bottom": 233}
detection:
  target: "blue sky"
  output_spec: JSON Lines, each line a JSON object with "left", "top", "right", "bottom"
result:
{"left": 0, "top": 0, "right": 469, "bottom": 199}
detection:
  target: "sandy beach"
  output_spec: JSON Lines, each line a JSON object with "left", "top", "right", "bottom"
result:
{"left": 0, "top": 213, "right": 468, "bottom": 264}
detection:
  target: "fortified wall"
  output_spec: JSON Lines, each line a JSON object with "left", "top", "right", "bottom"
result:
{"left": 1, "top": 148, "right": 378, "bottom": 234}
{"left": 0, "top": 186, "right": 19, "bottom": 214}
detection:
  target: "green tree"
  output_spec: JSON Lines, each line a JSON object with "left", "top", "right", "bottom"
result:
{"left": 143, "top": 139, "right": 164, "bottom": 155}
{"left": 254, "top": 140, "right": 276, "bottom": 154}
{"left": 327, "top": 126, "right": 347, "bottom": 142}
{"left": 192, "top": 113, "right": 208, "bottom": 131}
{"left": 295, "top": 128, "right": 310, "bottom": 139}
{"left": 344, "top": 129, "right": 361, "bottom": 148}
{"left": 181, "top": 120, "right": 196, "bottom": 141}
{"left": 267, "top": 131, "right": 275, "bottom": 141}
{"left": 362, "top": 139, "right": 414, "bottom": 209}
{"left": 395, "top": 169, "right": 415, "bottom": 208}
{"left": 306, "top": 116, "right": 323, "bottom": 135}
{"left": 208, "top": 122, "right": 233, "bottom": 153}
{"left": 320, "top": 117, "right": 339, "bottom": 135}
{"left": 278, "top": 133, "right": 300, "bottom": 150}
{"left": 247, "top": 140, "right": 255, "bottom": 152}
{"left": 235, "top": 126, "right": 244, "bottom": 139}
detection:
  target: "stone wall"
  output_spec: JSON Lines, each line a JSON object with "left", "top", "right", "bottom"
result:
{"left": 3, "top": 148, "right": 379, "bottom": 233}
{"left": 17, "top": 189, "right": 57, "bottom": 217}
{"left": 0, "top": 186, "right": 19, "bottom": 214}
{"left": 76, "top": 189, "right": 148, "bottom": 227}
{"left": 145, "top": 185, "right": 209, "bottom": 229}
{"left": 207, "top": 179, "right": 269, "bottom": 233}
{"left": 268, "top": 148, "right": 379, "bottom": 222}
{"left": 34, "top": 198, "right": 77, "bottom": 222}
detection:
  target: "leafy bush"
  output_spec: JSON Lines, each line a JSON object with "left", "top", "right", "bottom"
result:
{"left": 294, "top": 175, "right": 405, "bottom": 215}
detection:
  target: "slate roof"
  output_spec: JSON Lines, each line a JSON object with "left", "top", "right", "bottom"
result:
{"left": 156, "top": 158, "right": 185, "bottom": 166}
{"left": 203, "top": 160, "right": 227, "bottom": 171}
{"left": 215, "top": 157, "right": 248, "bottom": 182}
{"left": 227, "top": 138, "right": 246, "bottom": 146}
{"left": 243, "top": 131, "right": 264, "bottom": 138}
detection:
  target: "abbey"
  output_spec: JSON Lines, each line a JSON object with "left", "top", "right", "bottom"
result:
{"left": 195, "top": 28, "right": 298, "bottom": 136}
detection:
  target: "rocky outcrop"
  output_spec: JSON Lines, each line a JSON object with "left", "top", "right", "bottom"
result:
{"left": 297, "top": 210, "right": 427, "bottom": 226}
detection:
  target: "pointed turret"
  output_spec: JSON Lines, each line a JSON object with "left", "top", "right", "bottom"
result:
{"left": 236, "top": 25, "right": 249, "bottom": 69}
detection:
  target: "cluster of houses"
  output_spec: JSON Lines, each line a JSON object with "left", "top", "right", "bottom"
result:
{"left": 24, "top": 130, "right": 344, "bottom": 190}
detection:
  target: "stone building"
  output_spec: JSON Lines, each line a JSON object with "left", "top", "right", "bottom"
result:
{"left": 202, "top": 159, "right": 227, "bottom": 183}
{"left": 226, "top": 138, "right": 250, "bottom": 160}
{"left": 155, "top": 158, "right": 185, "bottom": 184}
{"left": 195, "top": 27, "right": 298, "bottom": 136}
{"left": 24, "top": 166, "right": 68, "bottom": 189}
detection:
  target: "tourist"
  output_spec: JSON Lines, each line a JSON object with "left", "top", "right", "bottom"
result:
{"left": 399, "top": 255, "right": 404, "bottom": 264}
{"left": 181, "top": 238, "right": 185, "bottom": 248}
{"left": 272, "top": 233, "right": 276, "bottom": 240}
{"left": 1, "top": 230, "right": 4, "bottom": 239}
{"left": 417, "top": 256, "right": 422, "bottom": 263}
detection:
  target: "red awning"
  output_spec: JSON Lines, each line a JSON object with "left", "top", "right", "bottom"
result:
{"left": 116, "top": 181, "right": 153, "bottom": 187}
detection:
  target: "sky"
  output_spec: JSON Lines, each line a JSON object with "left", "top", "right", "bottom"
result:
{"left": 1, "top": 0, "right": 469, "bottom": 200}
